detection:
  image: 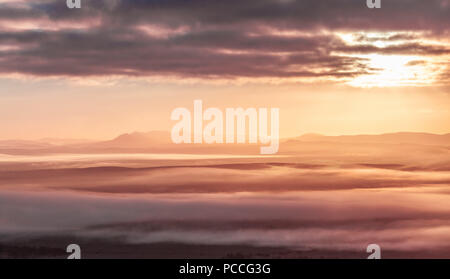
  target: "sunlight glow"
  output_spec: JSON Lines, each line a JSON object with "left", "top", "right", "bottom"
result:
{"left": 348, "top": 54, "right": 438, "bottom": 87}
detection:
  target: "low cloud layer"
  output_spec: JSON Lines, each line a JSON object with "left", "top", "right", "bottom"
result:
{"left": 2, "top": 187, "right": 450, "bottom": 254}
{"left": 1, "top": 148, "right": 450, "bottom": 257}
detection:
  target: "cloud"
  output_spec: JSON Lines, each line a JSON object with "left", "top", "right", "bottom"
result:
{"left": 1, "top": 163, "right": 450, "bottom": 194}
{"left": 1, "top": 149, "right": 450, "bottom": 257}
{"left": 2, "top": 187, "right": 450, "bottom": 254}
{"left": 0, "top": 0, "right": 448, "bottom": 84}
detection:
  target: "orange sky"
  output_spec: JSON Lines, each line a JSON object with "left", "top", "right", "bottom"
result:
{"left": 0, "top": 1, "right": 449, "bottom": 140}
{"left": 0, "top": 79, "right": 448, "bottom": 140}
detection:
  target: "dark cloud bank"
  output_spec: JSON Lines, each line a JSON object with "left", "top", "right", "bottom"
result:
{"left": 0, "top": 0, "right": 448, "bottom": 80}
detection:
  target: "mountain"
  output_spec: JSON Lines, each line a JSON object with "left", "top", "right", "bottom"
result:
{"left": 93, "top": 131, "right": 172, "bottom": 148}
{"left": 84, "top": 131, "right": 259, "bottom": 154}
{"left": 292, "top": 132, "right": 450, "bottom": 146}
{"left": 0, "top": 131, "right": 448, "bottom": 155}
{"left": 37, "top": 138, "right": 94, "bottom": 146}
{"left": 0, "top": 140, "right": 54, "bottom": 149}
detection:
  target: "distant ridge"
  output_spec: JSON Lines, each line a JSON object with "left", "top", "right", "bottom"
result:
{"left": 97, "top": 131, "right": 172, "bottom": 148}
{"left": 294, "top": 132, "right": 450, "bottom": 146}
{"left": 0, "top": 131, "right": 448, "bottom": 155}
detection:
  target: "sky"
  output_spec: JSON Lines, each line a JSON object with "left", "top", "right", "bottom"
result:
{"left": 0, "top": 0, "right": 449, "bottom": 140}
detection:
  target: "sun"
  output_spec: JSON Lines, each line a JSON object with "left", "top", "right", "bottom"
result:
{"left": 335, "top": 31, "right": 449, "bottom": 88}
{"left": 348, "top": 54, "right": 437, "bottom": 88}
